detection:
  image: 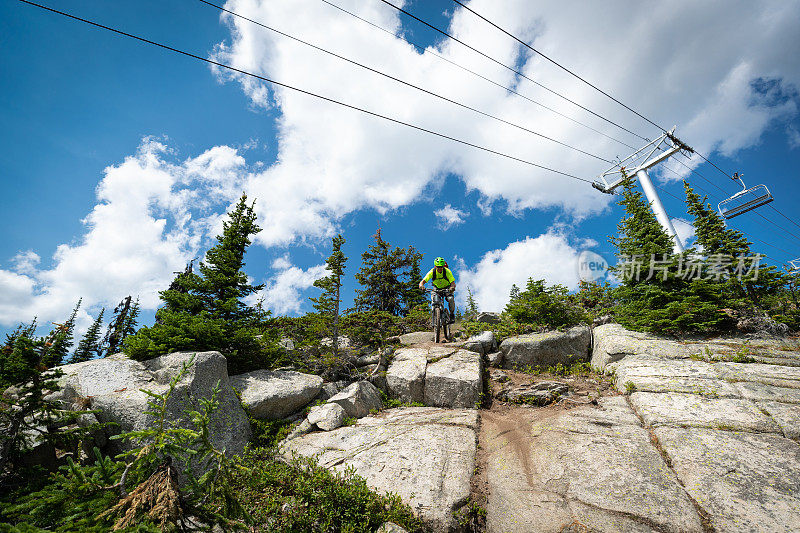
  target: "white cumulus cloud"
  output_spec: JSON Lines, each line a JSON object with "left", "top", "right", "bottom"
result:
{"left": 457, "top": 231, "right": 583, "bottom": 312}
{"left": 210, "top": 0, "right": 799, "bottom": 243}
{"left": 255, "top": 260, "right": 327, "bottom": 315}
{"left": 434, "top": 204, "right": 469, "bottom": 229}
{"left": 0, "top": 138, "right": 248, "bottom": 330}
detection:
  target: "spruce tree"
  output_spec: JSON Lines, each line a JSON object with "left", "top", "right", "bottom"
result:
{"left": 402, "top": 251, "right": 427, "bottom": 313}
{"left": 310, "top": 234, "right": 347, "bottom": 354}
{"left": 683, "top": 181, "right": 785, "bottom": 310}
{"left": 465, "top": 288, "right": 479, "bottom": 318}
{"left": 610, "top": 176, "right": 727, "bottom": 334}
{"left": 124, "top": 193, "right": 273, "bottom": 373}
{"left": 45, "top": 299, "right": 81, "bottom": 367}
{"left": 71, "top": 309, "right": 105, "bottom": 363}
{"left": 354, "top": 229, "right": 415, "bottom": 316}
{"left": 609, "top": 175, "right": 673, "bottom": 285}
{"left": 103, "top": 296, "right": 140, "bottom": 356}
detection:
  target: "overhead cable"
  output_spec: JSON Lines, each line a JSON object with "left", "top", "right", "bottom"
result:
{"left": 195, "top": 0, "right": 613, "bottom": 163}
{"left": 16, "top": 0, "right": 594, "bottom": 185}
{"left": 378, "top": 0, "right": 650, "bottom": 142}
{"left": 450, "top": 0, "right": 668, "bottom": 133}
{"left": 319, "top": 0, "right": 637, "bottom": 151}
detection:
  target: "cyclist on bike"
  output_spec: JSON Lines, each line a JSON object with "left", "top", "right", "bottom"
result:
{"left": 418, "top": 257, "right": 456, "bottom": 324}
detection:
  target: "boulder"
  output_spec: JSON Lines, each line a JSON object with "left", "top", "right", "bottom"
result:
{"left": 278, "top": 337, "right": 295, "bottom": 351}
{"left": 475, "top": 312, "right": 500, "bottom": 324}
{"left": 495, "top": 380, "right": 568, "bottom": 405}
{"left": 281, "top": 408, "right": 478, "bottom": 532}
{"left": 461, "top": 331, "right": 497, "bottom": 356}
{"left": 386, "top": 348, "right": 428, "bottom": 403}
{"left": 315, "top": 381, "right": 346, "bottom": 402}
{"left": 327, "top": 381, "right": 382, "bottom": 418}
{"left": 398, "top": 331, "right": 434, "bottom": 345}
{"left": 321, "top": 335, "right": 351, "bottom": 349}
{"left": 460, "top": 339, "right": 484, "bottom": 355}
{"left": 231, "top": 369, "right": 322, "bottom": 420}
{"left": 307, "top": 402, "right": 346, "bottom": 431}
{"left": 486, "top": 351, "right": 504, "bottom": 367}
{"left": 376, "top": 523, "right": 409, "bottom": 533}
{"left": 52, "top": 352, "right": 250, "bottom": 458}
{"left": 355, "top": 353, "right": 380, "bottom": 367}
{"left": 500, "top": 326, "right": 591, "bottom": 369}
{"left": 423, "top": 350, "right": 482, "bottom": 408}
{"left": 473, "top": 330, "right": 498, "bottom": 352}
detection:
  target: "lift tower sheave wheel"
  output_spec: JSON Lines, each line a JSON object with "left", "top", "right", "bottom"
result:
{"left": 592, "top": 127, "right": 692, "bottom": 254}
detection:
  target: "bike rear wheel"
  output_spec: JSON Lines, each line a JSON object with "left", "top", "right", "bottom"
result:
{"left": 433, "top": 308, "right": 441, "bottom": 343}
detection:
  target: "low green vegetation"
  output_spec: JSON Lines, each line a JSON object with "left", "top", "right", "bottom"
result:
{"left": 0, "top": 360, "right": 425, "bottom": 532}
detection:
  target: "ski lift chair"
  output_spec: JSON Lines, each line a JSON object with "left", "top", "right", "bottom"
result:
{"left": 717, "top": 172, "right": 773, "bottom": 219}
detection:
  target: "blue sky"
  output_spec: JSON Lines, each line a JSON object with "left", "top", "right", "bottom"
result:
{"left": 1, "top": 0, "right": 799, "bottom": 336}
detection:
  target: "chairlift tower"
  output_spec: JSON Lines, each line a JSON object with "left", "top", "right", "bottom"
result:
{"left": 593, "top": 127, "right": 693, "bottom": 253}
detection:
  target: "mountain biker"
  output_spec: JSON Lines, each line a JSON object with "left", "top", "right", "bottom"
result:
{"left": 418, "top": 257, "right": 456, "bottom": 324}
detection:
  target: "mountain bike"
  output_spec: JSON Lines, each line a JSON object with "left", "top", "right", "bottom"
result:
{"left": 426, "top": 287, "right": 452, "bottom": 343}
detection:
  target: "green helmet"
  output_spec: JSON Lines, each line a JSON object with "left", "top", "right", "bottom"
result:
{"left": 434, "top": 257, "right": 446, "bottom": 267}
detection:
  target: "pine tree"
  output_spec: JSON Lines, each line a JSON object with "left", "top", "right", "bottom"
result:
{"left": 683, "top": 180, "right": 784, "bottom": 309}
{"left": 103, "top": 296, "right": 140, "bottom": 356}
{"left": 610, "top": 176, "right": 728, "bottom": 334}
{"left": 402, "top": 250, "right": 427, "bottom": 313}
{"left": 45, "top": 299, "right": 81, "bottom": 367}
{"left": 310, "top": 234, "right": 347, "bottom": 354}
{"left": 124, "top": 194, "right": 274, "bottom": 373}
{"left": 354, "top": 229, "right": 415, "bottom": 316}
{"left": 609, "top": 174, "right": 673, "bottom": 285}
{"left": 508, "top": 284, "right": 521, "bottom": 305}
{"left": 71, "top": 309, "right": 105, "bottom": 363}
{"left": 465, "top": 288, "right": 479, "bottom": 318}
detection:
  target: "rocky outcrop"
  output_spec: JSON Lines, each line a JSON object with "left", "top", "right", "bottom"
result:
{"left": 482, "top": 396, "right": 705, "bottom": 532}
{"left": 398, "top": 331, "right": 434, "bottom": 345}
{"left": 327, "top": 381, "right": 382, "bottom": 418}
{"left": 591, "top": 323, "right": 800, "bottom": 370}
{"left": 386, "top": 347, "right": 428, "bottom": 404}
{"left": 280, "top": 408, "right": 478, "bottom": 532}
{"left": 588, "top": 324, "right": 800, "bottom": 531}
{"left": 499, "top": 326, "right": 591, "bottom": 369}
{"left": 423, "top": 350, "right": 482, "bottom": 408}
{"left": 386, "top": 347, "right": 483, "bottom": 408}
{"left": 474, "top": 312, "right": 500, "bottom": 324}
{"left": 230, "top": 369, "right": 322, "bottom": 420}
{"left": 51, "top": 352, "right": 250, "bottom": 457}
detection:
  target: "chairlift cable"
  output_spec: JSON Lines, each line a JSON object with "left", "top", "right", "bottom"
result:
{"left": 378, "top": 0, "right": 651, "bottom": 143}
{"left": 450, "top": 0, "right": 668, "bottom": 133}
{"left": 452, "top": 0, "right": 796, "bottom": 234}
{"left": 319, "top": 0, "right": 638, "bottom": 151}
{"left": 15, "top": 0, "right": 596, "bottom": 186}
{"left": 195, "top": 0, "right": 613, "bottom": 163}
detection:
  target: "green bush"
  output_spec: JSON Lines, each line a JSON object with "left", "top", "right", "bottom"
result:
{"left": 340, "top": 310, "right": 404, "bottom": 348}
{"left": 505, "top": 279, "right": 587, "bottom": 330}
{"left": 461, "top": 314, "right": 529, "bottom": 341}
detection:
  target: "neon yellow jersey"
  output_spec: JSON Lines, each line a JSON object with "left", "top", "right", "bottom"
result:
{"left": 423, "top": 267, "right": 455, "bottom": 289}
